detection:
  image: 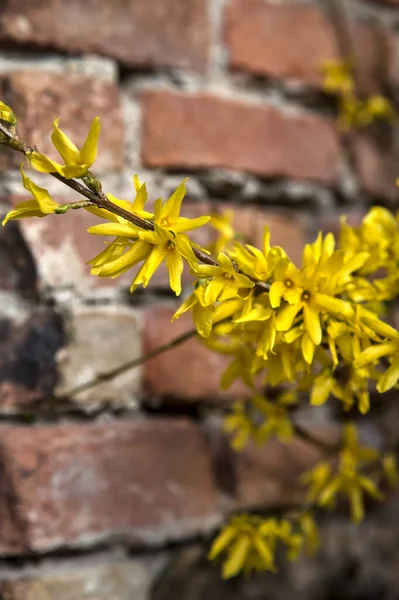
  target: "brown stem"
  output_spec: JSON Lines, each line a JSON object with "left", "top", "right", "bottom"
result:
{"left": 0, "top": 121, "right": 269, "bottom": 286}
{"left": 56, "top": 326, "right": 198, "bottom": 401}
{"left": 293, "top": 422, "right": 339, "bottom": 454}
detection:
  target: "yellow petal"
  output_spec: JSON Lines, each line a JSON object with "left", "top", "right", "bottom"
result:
{"left": 0, "top": 100, "right": 16, "bottom": 124}
{"left": 208, "top": 527, "right": 237, "bottom": 560}
{"left": 311, "top": 374, "right": 334, "bottom": 406}
{"left": 139, "top": 244, "right": 168, "bottom": 287}
{"left": 269, "top": 281, "right": 285, "bottom": 308}
{"left": 28, "top": 151, "right": 65, "bottom": 174}
{"left": 132, "top": 179, "right": 148, "bottom": 212}
{"left": 204, "top": 277, "right": 226, "bottom": 305}
{"left": 20, "top": 166, "right": 59, "bottom": 215}
{"left": 172, "top": 216, "right": 211, "bottom": 233}
{"left": 162, "top": 179, "right": 187, "bottom": 221}
{"left": 166, "top": 249, "right": 184, "bottom": 295}
{"left": 51, "top": 118, "right": 80, "bottom": 165}
{"left": 275, "top": 303, "right": 301, "bottom": 331}
{"left": 87, "top": 222, "right": 140, "bottom": 237}
{"left": 2, "top": 200, "right": 42, "bottom": 224}
{"left": 80, "top": 116, "right": 101, "bottom": 167}
{"left": 61, "top": 164, "right": 89, "bottom": 179}
{"left": 193, "top": 304, "right": 214, "bottom": 337}
{"left": 303, "top": 303, "right": 322, "bottom": 345}
{"left": 355, "top": 342, "right": 397, "bottom": 368}
{"left": 377, "top": 359, "right": 399, "bottom": 393}
{"left": 222, "top": 536, "right": 251, "bottom": 579}
{"left": 348, "top": 485, "right": 364, "bottom": 524}
{"left": 94, "top": 240, "right": 152, "bottom": 277}
{"left": 302, "top": 333, "right": 315, "bottom": 364}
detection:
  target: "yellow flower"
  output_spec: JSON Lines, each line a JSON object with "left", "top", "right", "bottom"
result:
{"left": 301, "top": 425, "right": 382, "bottom": 523}
{"left": 321, "top": 58, "right": 354, "bottom": 95}
{"left": 252, "top": 394, "right": 294, "bottom": 443}
{"left": 172, "top": 284, "right": 243, "bottom": 337}
{"left": 224, "top": 393, "right": 295, "bottom": 450}
{"left": 132, "top": 225, "right": 197, "bottom": 295}
{"left": 2, "top": 165, "right": 59, "bottom": 225}
{"left": 28, "top": 117, "right": 101, "bottom": 178}
{"left": 208, "top": 210, "right": 235, "bottom": 255}
{"left": 88, "top": 179, "right": 210, "bottom": 295}
{"left": 0, "top": 100, "right": 16, "bottom": 125}
{"left": 209, "top": 515, "right": 301, "bottom": 578}
{"left": 230, "top": 226, "right": 286, "bottom": 282}
{"left": 298, "top": 514, "right": 320, "bottom": 556}
{"left": 195, "top": 252, "right": 254, "bottom": 305}
{"left": 366, "top": 95, "right": 396, "bottom": 123}
{"left": 337, "top": 94, "right": 370, "bottom": 130}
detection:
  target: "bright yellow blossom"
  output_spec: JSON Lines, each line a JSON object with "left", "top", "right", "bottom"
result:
{"left": 2, "top": 165, "right": 59, "bottom": 225}
{"left": 208, "top": 210, "right": 235, "bottom": 255}
{"left": 209, "top": 515, "right": 302, "bottom": 578}
{"left": 0, "top": 100, "right": 16, "bottom": 125}
{"left": 88, "top": 179, "right": 210, "bottom": 295}
{"left": 195, "top": 252, "right": 254, "bottom": 305}
{"left": 301, "top": 425, "right": 382, "bottom": 523}
{"left": 28, "top": 117, "right": 101, "bottom": 179}
{"left": 321, "top": 58, "right": 354, "bottom": 95}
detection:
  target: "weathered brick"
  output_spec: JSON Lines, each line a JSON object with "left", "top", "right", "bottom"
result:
{"left": 0, "top": 307, "right": 65, "bottom": 413}
{"left": 226, "top": 0, "right": 395, "bottom": 93}
{"left": 0, "top": 218, "right": 37, "bottom": 299}
{"left": 55, "top": 305, "right": 141, "bottom": 411}
{"left": 143, "top": 307, "right": 249, "bottom": 404}
{"left": 8, "top": 195, "right": 131, "bottom": 293}
{"left": 0, "top": 419, "right": 220, "bottom": 554}
{"left": 352, "top": 133, "right": 399, "bottom": 202}
{"left": 0, "top": 561, "right": 150, "bottom": 600}
{"left": 0, "top": 0, "right": 210, "bottom": 73}
{"left": 206, "top": 420, "right": 340, "bottom": 511}
{"left": 142, "top": 91, "right": 339, "bottom": 184}
{"left": 1, "top": 71, "right": 124, "bottom": 172}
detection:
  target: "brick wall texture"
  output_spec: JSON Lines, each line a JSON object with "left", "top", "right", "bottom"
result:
{"left": 0, "top": 0, "right": 398, "bottom": 598}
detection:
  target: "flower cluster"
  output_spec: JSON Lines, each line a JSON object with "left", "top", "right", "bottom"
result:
{"left": 321, "top": 59, "right": 396, "bottom": 129}
{"left": 301, "top": 424, "right": 382, "bottom": 523}
{"left": 1, "top": 99, "right": 399, "bottom": 580}
{"left": 208, "top": 513, "right": 314, "bottom": 578}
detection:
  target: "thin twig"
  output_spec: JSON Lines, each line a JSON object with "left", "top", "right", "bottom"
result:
{"left": 55, "top": 326, "right": 199, "bottom": 401}
{"left": 293, "top": 422, "right": 340, "bottom": 454}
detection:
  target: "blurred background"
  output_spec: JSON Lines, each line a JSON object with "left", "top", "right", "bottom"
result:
{"left": 0, "top": 0, "right": 399, "bottom": 598}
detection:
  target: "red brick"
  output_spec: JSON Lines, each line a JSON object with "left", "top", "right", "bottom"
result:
{"left": 352, "top": 133, "right": 399, "bottom": 201}
{"left": 0, "top": 562, "right": 149, "bottom": 600}
{"left": 226, "top": 0, "right": 395, "bottom": 93}
{"left": 232, "top": 435, "right": 334, "bottom": 510}
{"left": 142, "top": 91, "right": 339, "bottom": 184}
{"left": 143, "top": 307, "right": 250, "bottom": 404}
{"left": 0, "top": 419, "right": 220, "bottom": 554}
{"left": 0, "top": 218, "right": 37, "bottom": 298}
{"left": 1, "top": 71, "right": 124, "bottom": 172}
{"left": 0, "top": 308, "right": 65, "bottom": 414}
{"left": 206, "top": 421, "right": 340, "bottom": 511}
{"left": 0, "top": 0, "right": 210, "bottom": 73}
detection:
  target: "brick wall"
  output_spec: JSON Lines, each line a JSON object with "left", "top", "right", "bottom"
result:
{"left": 0, "top": 0, "right": 399, "bottom": 598}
